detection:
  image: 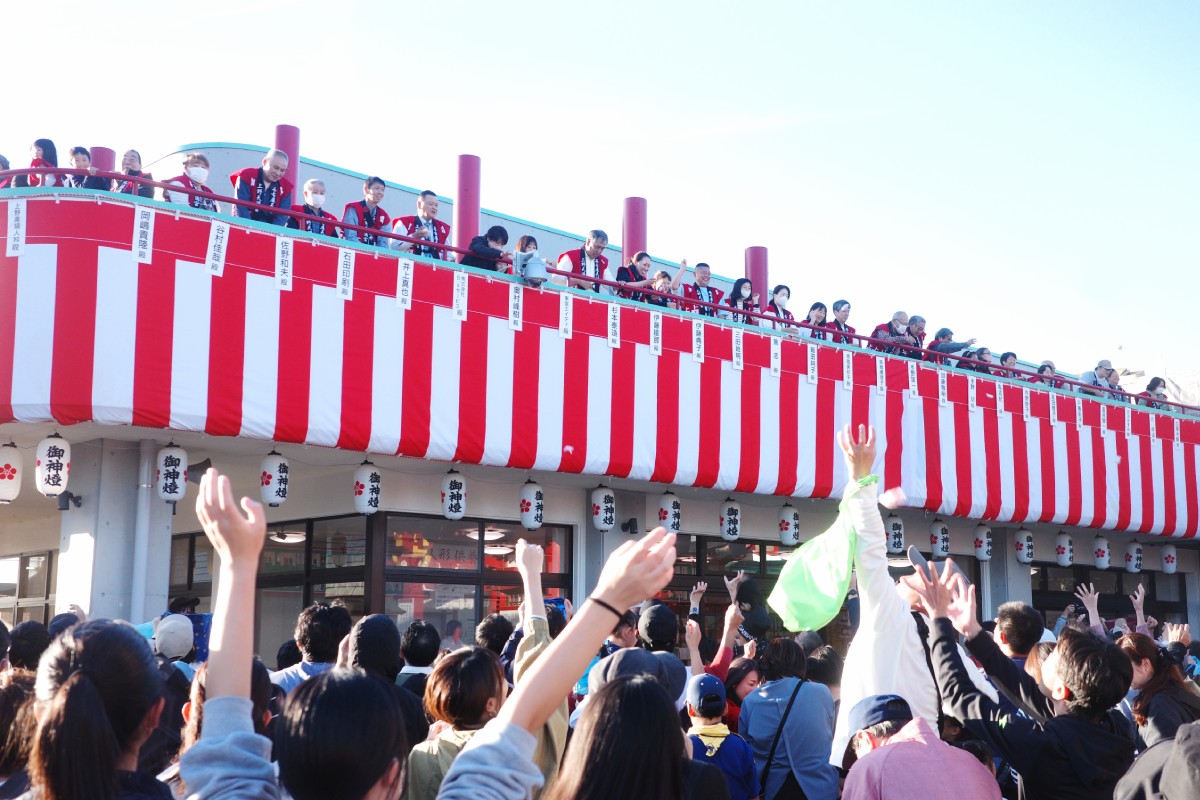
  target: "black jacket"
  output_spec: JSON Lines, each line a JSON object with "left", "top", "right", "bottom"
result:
{"left": 1137, "top": 683, "right": 1200, "bottom": 748}
{"left": 933, "top": 618, "right": 1135, "bottom": 800}
{"left": 459, "top": 236, "right": 503, "bottom": 271}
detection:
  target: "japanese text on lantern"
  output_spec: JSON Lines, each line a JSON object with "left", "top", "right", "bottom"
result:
{"left": 445, "top": 479, "right": 464, "bottom": 515}
{"left": 275, "top": 462, "right": 290, "bottom": 500}
{"left": 724, "top": 505, "right": 740, "bottom": 538}
{"left": 533, "top": 489, "right": 544, "bottom": 524}
{"left": 42, "top": 445, "right": 66, "bottom": 488}
{"left": 366, "top": 469, "right": 381, "bottom": 509}
{"left": 397, "top": 259, "right": 414, "bottom": 309}
{"left": 888, "top": 520, "right": 904, "bottom": 552}
{"left": 668, "top": 498, "right": 681, "bottom": 530}
{"left": 161, "top": 454, "right": 182, "bottom": 497}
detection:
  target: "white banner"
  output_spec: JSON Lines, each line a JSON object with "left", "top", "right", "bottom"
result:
{"left": 337, "top": 248, "right": 355, "bottom": 300}
{"left": 1022, "top": 388, "right": 1031, "bottom": 422}
{"left": 508, "top": 283, "right": 523, "bottom": 331}
{"left": 1125, "top": 406, "right": 1132, "bottom": 436}
{"left": 559, "top": 292, "right": 573, "bottom": 338}
{"left": 133, "top": 206, "right": 155, "bottom": 264}
{"left": 397, "top": 258, "right": 414, "bottom": 309}
{"left": 5, "top": 199, "right": 27, "bottom": 256}
{"left": 732, "top": 329, "right": 744, "bottom": 370}
{"left": 1049, "top": 393, "right": 1058, "bottom": 425}
{"left": 770, "top": 338, "right": 781, "bottom": 378}
{"left": 1075, "top": 396, "right": 1084, "bottom": 430}
{"left": 1175, "top": 417, "right": 1182, "bottom": 449}
{"left": 607, "top": 303, "right": 621, "bottom": 348}
{"left": 907, "top": 361, "right": 919, "bottom": 398}
{"left": 274, "top": 236, "right": 294, "bottom": 291}
{"left": 453, "top": 272, "right": 469, "bottom": 321}
{"left": 937, "top": 370, "right": 948, "bottom": 407}
{"left": 692, "top": 320, "right": 704, "bottom": 363}
{"left": 1100, "top": 404, "right": 1108, "bottom": 434}
{"left": 968, "top": 375, "right": 977, "bottom": 412}
{"left": 876, "top": 356, "right": 886, "bottom": 395}
{"left": 807, "top": 344, "right": 818, "bottom": 384}
{"left": 650, "top": 311, "right": 663, "bottom": 356}
{"left": 842, "top": 351, "right": 853, "bottom": 389}
{"left": 205, "top": 219, "right": 230, "bottom": 277}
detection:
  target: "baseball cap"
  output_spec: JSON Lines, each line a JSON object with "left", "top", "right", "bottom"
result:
{"left": 638, "top": 603, "right": 679, "bottom": 649}
{"left": 686, "top": 673, "right": 727, "bottom": 717}
{"left": 169, "top": 596, "right": 200, "bottom": 614}
{"left": 1096, "top": 359, "right": 1113, "bottom": 370}
{"left": 154, "top": 614, "right": 195, "bottom": 659}
{"left": 848, "top": 694, "right": 913, "bottom": 733}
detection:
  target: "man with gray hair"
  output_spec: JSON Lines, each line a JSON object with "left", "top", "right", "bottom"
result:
{"left": 288, "top": 178, "right": 341, "bottom": 238}
{"left": 868, "top": 311, "right": 919, "bottom": 355}
{"left": 231, "top": 148, "right": 293, "bottom": 226}
{"left": 557, "top": 229, "right": 615, "bottom": 294}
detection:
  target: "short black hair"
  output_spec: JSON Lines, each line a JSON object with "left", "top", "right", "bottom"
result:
{"left": 401, "top": 620, "right": 441, "bottom": 668}
{"left": 806, "top": 645, "right": 844, "bottom": 687}
{"left": 364, "top": 176, "right": 386, "bottom": 189}
{"left": 485, "top": 225, "right": 509, "bottom": 245}
{"left": 419, "top": 190, "right": 437, "bottom": 200}
{"left": 294, "top": 603, "right": 353, "bottom": 664}
{"left": 276, "top": 639, "right": 302, "bottom": 671}
{"left": 47, "top": 613, "right": 80, "bottom": 639}
{"left": 474, "top": 614, "right": 515, "bottom": 655}
{"left": 1000, "top": 351, "right": 1017, "bottom": 364}
{"left": 69, "top": 146, "right": 91, "bottom": 160}
{"left": 8, "top": 621, "right": 51, "bottom": 671}
{"left": 759, "top": 638, "right": 806, "bottom": 682}
{"left": 1055, "top": 626, "right": 1133, "bottom": 720}
{"left": 995, "top": 602, "right": 1044, "bottom": 657}
{"left": 546, "top": 605, "right": 567, "bottom": 640}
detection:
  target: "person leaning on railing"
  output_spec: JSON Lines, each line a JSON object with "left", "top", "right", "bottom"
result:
{"left": 825, "top": 299, "right": 856, "bottom": 344}
{"left": 615, "top": 251, "right": 656, "bottom": 301}
{"left": 342, "top": 176, "right": 391, "bottom": 246}
{"left": 460, "top": 226, "right": 512, "bottom": 272}
{"left": 868, "top": 312, "right": 918, "bottom": 355}
{"left": 288, "top": 178, "right": 342, "bottom": 238}
{"left": 394, "top": 190, "right": 453, "bottom": 262}
{"left": 163, "top": 152, "right": 220, "bottom": 213}
{"left": 13, "top": 138, "right": 60, "bottom": 188}
{"left": 113, "top": 149, "right": 155, "bottom": 198}
{"left": 764, "top": 284, "right": 796, "bottom": 334}
{"left": 670, "top": 259, "right": 725, "bottom": 317}
{"left": 723, "top": 278, "right": 760, "bottom": 325}
{"left": 230, "top": 149, "right": 293, "bottom": 227}
{"left": 1078, "top": 359, "right": 1116, "bottom": 397}
{"left": 63, "top": 146, "right": 110, "bottom": 191}
{"left": 926, "top": 328, "right": 976, "bottom": 366}
{"left": 1137, "top": 377, "right": 1170, "bottom": 409}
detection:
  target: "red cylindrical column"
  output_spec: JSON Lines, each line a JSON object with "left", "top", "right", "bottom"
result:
{"left": 274, "top": 124, "right": 301, "bottom": 193}
{"left": 622, "top": 197, "right": 648, "bottom": 268}
{"left": 90, "top": 147, "right": 116, "bottom": 173}
{"left": 745, "top": 246, "right": 769, "bottom": 296}
{"left": 454, "top": 154, "right": 481, "bottom": 253}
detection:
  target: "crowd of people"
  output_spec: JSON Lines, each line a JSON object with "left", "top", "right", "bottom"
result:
{"left": 0, "top": 138, "right": 1185, "bottom": 411}
{"left": 0, "top": 431, "right": 1197, "bottom": 800}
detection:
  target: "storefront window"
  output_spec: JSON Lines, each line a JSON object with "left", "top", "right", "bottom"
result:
{"left": 480, "top": 583, "right": 565, "bottom": 618}
{"left": 311, "top": 518, "right": 367, "bottom": 570}
{"left": 0, "top": 558, "right": 17, "bottom": 599}
{"left": 256, "top": 584, "right": 304, "bottom": 665}
{"left": 312, "top": 581, "right": 366, "bottom": 621}
{"left": 387, "top": 517, "right": 480, "bottom": 571}
{"left": 705, "top": 539, "right": 760, "bottom": 575}
{"left": 261, "top": 525, "right": 308, "bottom": 575}
{"left": 674, "top": 536, "right": 699, "bottom": 576}
{"left": 482, "top": 526, "right": 569, "bottom": 574}
{"left": 386, "top": 582, "right": 479, "bottom": 645}
{"left": 1045, "top": 567, "right": 1076, "bottom": 593}
{"left": 1086, "top": 570, "right": 1120, "bottom": 595}
{"left": 170, "top": 537, "right": 191, "bottom": 587}
{"left": 0, "top": 552, "right": 55, "bottom": 626}
{"left": 763, "top": 546, "right": 790, "bottom": 577}
{"left": 193, "top": 536, "right": 213, "bottom": 584}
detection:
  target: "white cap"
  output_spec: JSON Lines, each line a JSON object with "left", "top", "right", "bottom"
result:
{"left": 154, "top": 614, "right": 195, "bottom": 659}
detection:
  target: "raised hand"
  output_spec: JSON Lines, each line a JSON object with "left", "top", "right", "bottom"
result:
{"left": 516, "top": 539, "right": 544, "bottom": 578}
{"left": 1074, "top": 582, "right": 1101, "bottom": 622}
{"left": 592, "top": 528, "right": 677, "bottom": 611}
{"left": 1129, "top": 583, "right": 1147, "bottom": 629}
{"left": 196, "top": 468, "right": 267, "bottom": 566}
{"left": 1165, "top": 622, "right": 1192, "bottom": 646}
{"left": 724, "top": 570, "right": 746, "bottom": 602}
{"left": 685, "top": 618, "right": 702, "bottom": 650}
{"left": 836, "top": 424, "right": 876, "bottom": 480}
{"left": 690, "top": 581, "right": 708, "bottom": 608}
{"left": 745, "top": 638, "right": 758, "bottom": 660}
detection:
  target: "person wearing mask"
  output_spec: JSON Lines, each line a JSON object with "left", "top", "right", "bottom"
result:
{"left": 825, "top": 299, "right": 856, "bottom": 344}
{"left": 395, "top": 190, "right": 453, "bottom": 261}
{"left": 63, "top": 146, "right": 109, "bottom": 190}
{"left": 802, "top": 302, "right": 828, "bottom": 340}
{"left": 556, "top": 229, "right": 612, "bottom": 293}
{"left": 287, "top": 178, "right": 341, "bottom": 238}
{"left": 231, "top": 149, "right": 293, "bottom": 226}
{"left": 741, "top": 638, "right": 839, "bottom": 800}
{"left": 342, "top": 176, "right": 391, "bottom": 246}
{"left": 113, "top": 149, "right": 155, "bottom": 198}
{"left": 163, "top": 153, "right": 220, "bottom": 212}
{"left": 1137, "top": 377, "right": 1169, "bottom": 409}
{"left": 407, "top": 647, "right": 509, "bottom": 800}
{"left": 1078, "top": 359, "right": 1116, "bottom": 397}
{"left": 1117, "top": 632, "right": 1200, "bottom": 748}
{"left": 925, "top": 328, "right": 976, "bottom": 366}
{"left": 724, "top": 278, "right": 760, "bottom": 325}
{"left": 14, "top": 138, "right": 59, "bottom": 188}
{"left": 671, "top": 259, "right": 726, "bottom": 317}
{"left": 615, "top": 251, "right": 656, "bottom": 301}
{"left": 868, "top": 312, "right": 918, "bottom": 355}
{"left": 460, "top": 225, "right": 511, "bottom": 272}
{"left": 764, "top": 284, "right": 796, "bottom": 334}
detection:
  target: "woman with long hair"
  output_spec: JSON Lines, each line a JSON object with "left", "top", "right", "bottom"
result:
{"left": 15, "top": 138, "right": 59, "bottom": 188}
{"left": 739, "top": 638, "right": 838, "bottom": 800}
{"left": 1117, "top": 632, "right": 1200, "bottom": 748}
{"left": 724, "top": 278, "right": 760, "bottom": 325}
{"left": 803, "top": 302, "right": 828, "bottom": 340}
{"left": 29, "top": 620, "right": 171, "bottom": 800}
{"left": 408, "top": 647, "right": 508, "bottom": 800}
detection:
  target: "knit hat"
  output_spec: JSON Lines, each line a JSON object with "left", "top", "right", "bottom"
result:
{"left": 638, "top": 602, "right": 679, "bottom": 650}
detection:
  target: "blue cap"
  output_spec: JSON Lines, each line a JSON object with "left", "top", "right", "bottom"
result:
{"left": 686, "top": 673, "right": 726, "bottom": 714}
{"left": 847, "top": 694, "right": 912, "bottom": 733}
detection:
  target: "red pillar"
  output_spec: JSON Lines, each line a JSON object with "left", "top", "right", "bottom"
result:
{"left": 90, "top": 147, "right": 116, "bottom": 173}
{"left": 454, "top": 154, "right": 481, "bottom": 253}
{"left": 622, "top": 197, "right": 647, "bottom": 268}
{"left": 745, "top": 246, "right": 769, "bottom": 296}
{"left": 274, "top": 124, "right": 300, "bottom": 195}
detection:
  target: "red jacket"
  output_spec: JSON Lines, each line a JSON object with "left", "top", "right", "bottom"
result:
{"left": 680, "top": 283, "right": 725, "bottom": 316}
{"left": 395, "top": 215, "right": 451, "bottom": 260}
{"left": 558, "top": 247, "right": 611, "bottom": 292}
{"left": 230, "top": 168, "right": 294, "bottom": 207}
{"left": 164, "top": 174, "right": 218, "bottom": 211}
{"left": 825, "top": 320, "right": 856, "bottom": 344}
{"left": 289, "top": 204, "right": 340, "bottom": 238}
{"left": 343, "top": 201, "right": 391, "bottom": 246}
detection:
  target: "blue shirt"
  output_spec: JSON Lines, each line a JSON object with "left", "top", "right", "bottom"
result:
{"left": 740, "top": 677, "right": 839, "bottom": 800}
{"left": 689, "top": 729, "right": 761, "bottom": 800}
{"left": 270, "top": 660, "right": 334, "bottom": 693}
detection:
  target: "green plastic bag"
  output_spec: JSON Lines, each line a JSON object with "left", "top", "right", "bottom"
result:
{"left": 767, "top": 475, "right": 877, "bottom": 632}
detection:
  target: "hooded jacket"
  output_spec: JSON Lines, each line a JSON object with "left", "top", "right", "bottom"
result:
{"left": 1137, "top": 682, "right": 1200, "bottom": 748}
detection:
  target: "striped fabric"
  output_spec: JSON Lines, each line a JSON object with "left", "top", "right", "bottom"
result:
{"left": 2, "top": 196, "right": 1198, "bottom": 537}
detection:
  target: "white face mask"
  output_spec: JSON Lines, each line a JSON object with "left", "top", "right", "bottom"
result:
{"left": 775, "top": 294, "right": 788, "bottom": 308}
{"left": 308, "top": 193, "right": 326, "bottom": 209}
{"left": 741, "top": 286, "right": 752, "bottom": 299}
{"left": 186, "top": 166, "right": 209, "bottom": 184}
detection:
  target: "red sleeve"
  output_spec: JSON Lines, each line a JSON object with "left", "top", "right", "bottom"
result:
{"left": 705, "top": 646, "right": 733, "bottom": 681}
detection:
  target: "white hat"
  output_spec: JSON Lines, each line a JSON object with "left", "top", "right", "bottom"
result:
{"left": 154, "top": 614, "right": 195, "bottom": 659}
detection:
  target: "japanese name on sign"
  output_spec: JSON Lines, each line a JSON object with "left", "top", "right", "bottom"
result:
{"left": 453, "top": 272, "right": 469, "bottom": 320}
{"left": 1075, "top": 397, "right": 1084, "bottom": 429}
{"left": 732, "top": 329, "right": 744, "bottom": 370}
{"left": 907, "top": 361, "right": 919, "bottom": 398}
{"left": 650, "top": 312, "right": 663, "bottom": 356}
{"left": 770, "top": 337, "right": 781, "bottom": 378}
{"left": 337, "top": 248, "right": 355, "bottom": 300}
{"left": 608, "top": 303, "right": 621, "bottom": 348}
{"left": 843, "top": 351, "right": 853, "bottom": 389}
{"left": 1049, "top": 393, "right": 1058, "bottom": 425}
{"left": 508, "top": 284, "right": 523, "bottom": 331}
{"left": 1022, "top": 389, "right": 1031, "bottom": 421}
{"left": 937, "top": 370, "right": 947, "bottom": 406}
{"left": 397, "top": 258, "right": 414, "bottom": 309}
{"left": 445, "top": 479, "right": 464, "bottom": 515}
{"left": 205, "top": 220, "right": 229, "bottom": 276}
{"left": 559, "top": 292, "right": 573, "bottom": 338}
{"left": 160, "top": 453, "right": 183, "bottom": 497}
{"left": 6, "top": 199, "right": 27, "bottom": 256}
{"left": 968, "top": 375, "right": 977, "bottom": 411}
{"left": 807, "top": 343, "right": 818, "bottom": 384}
{"left": 692, "top": 320, "right": 704, "bottom": 363}
{"left": 275, "top": 236, "right": 294, "bottom": 291}
{"left": 134, "top": 207, "right": 155, "bottom": 264}
{"left": 876, "top": 356, "right": 887, "bottom": 395}
{"left": 1100, "top": 404, "right": 1108, "bottom": 433}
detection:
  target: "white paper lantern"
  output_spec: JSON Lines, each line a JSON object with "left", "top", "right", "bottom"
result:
{"left": 441, "top": 470, "right": 466, "bottom": 520}
{"left": 885, "top": 514, "right": 905, "bottom": 555}
{"left": 929, "top": 519, "right": 951, "bottom": 559}
{"left": 1161, "top": 544, "right": 1178, "bottom": 575}
{"left": 658, "top": 491, "right": 682, "bottom": 533}
{"left": 591, "top": 486, "right": 616, "bottom": 532}
{"left": 0, "top": 442, "right": 23, "bottom": 504}
{"left": 779, "top": 504, "right": 801, "bottom": 547}
{"left": 35, "top": 434, "right": 70, "bottom": 497}
{"left": 519, "top": 480, "right": 544, "bottom": 530}
{"left": 973, "top": 524, "right": 992, "bottom": 561}
{"left": 1124, "top": 541, "right": 1143, "bottom": 574}
{"left": 353, "top": 461, "right": 382, "bottom": 515}
{"left": 155, "top": 444, "right": 188, "bottom": 503}
{"left": 720, "top": 497, "right": 742, "bottom": 542}
{"left": 260, "top": 451, "right": 290, "bottom": 507}
{"left": 1093, "top": 536, "right": 1110, "bottom": 570}
{"left": 1054, "top": 532, "right": 1074, "bottom": 568}
{"left": 1014, "top": 528, "right": 1034, "bottom": 565}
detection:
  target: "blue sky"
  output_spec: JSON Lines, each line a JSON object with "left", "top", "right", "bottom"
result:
{"left": 7, "top": 1, "right": 1198, "bottom": 382}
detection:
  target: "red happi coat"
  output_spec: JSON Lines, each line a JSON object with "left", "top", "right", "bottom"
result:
{"left": 230, "top": 168, "right": 294, "bottom": 209}
{"left": 343, "top": 201, "right": 391, "bottom": 245}
{"left": 26, "top": 157, "right": 59, "bottom": 187}
{"left": 164, "top": 175, "right": 218, "bottom": 211}
{"left": 290, "top": 204, "right": 340, "bottom": 237}
{"left": 559, "top": 248, "right": 611, "bottom": 292}
{"left": 680, "top": 283, "right": 725, "bottom": 315}
{"left": 825, "top": 320, "right": 856, "bottom": 344}
{"left": 395, "top": 215, "right": 452, "bottom": 260}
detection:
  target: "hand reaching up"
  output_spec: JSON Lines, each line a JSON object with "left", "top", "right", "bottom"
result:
{"left": 690, "top": 581, "right": 708, "bottom": 608}
{"left": 196, "top": 468, "right": 267, "bottom": 567}
{"left": 592, "top": 528, "right": 676, "bottom": 611}
{"left": 1074, "top": 583, "right": 1101, "bottom": 623}
{"left": 904, "top": 558, "right": 980, "bottom": 637}
{"left": 836, "top": 424, "right": 876, "bottom": 480}
{"left": 1165, "top": 622, "right": 1192, "bottom": 646}
{"left": 516, "top": 539, "right": 544, "bottom": 578}
{"left": 724, "top": 570, "right": 746, "bottom": 603}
